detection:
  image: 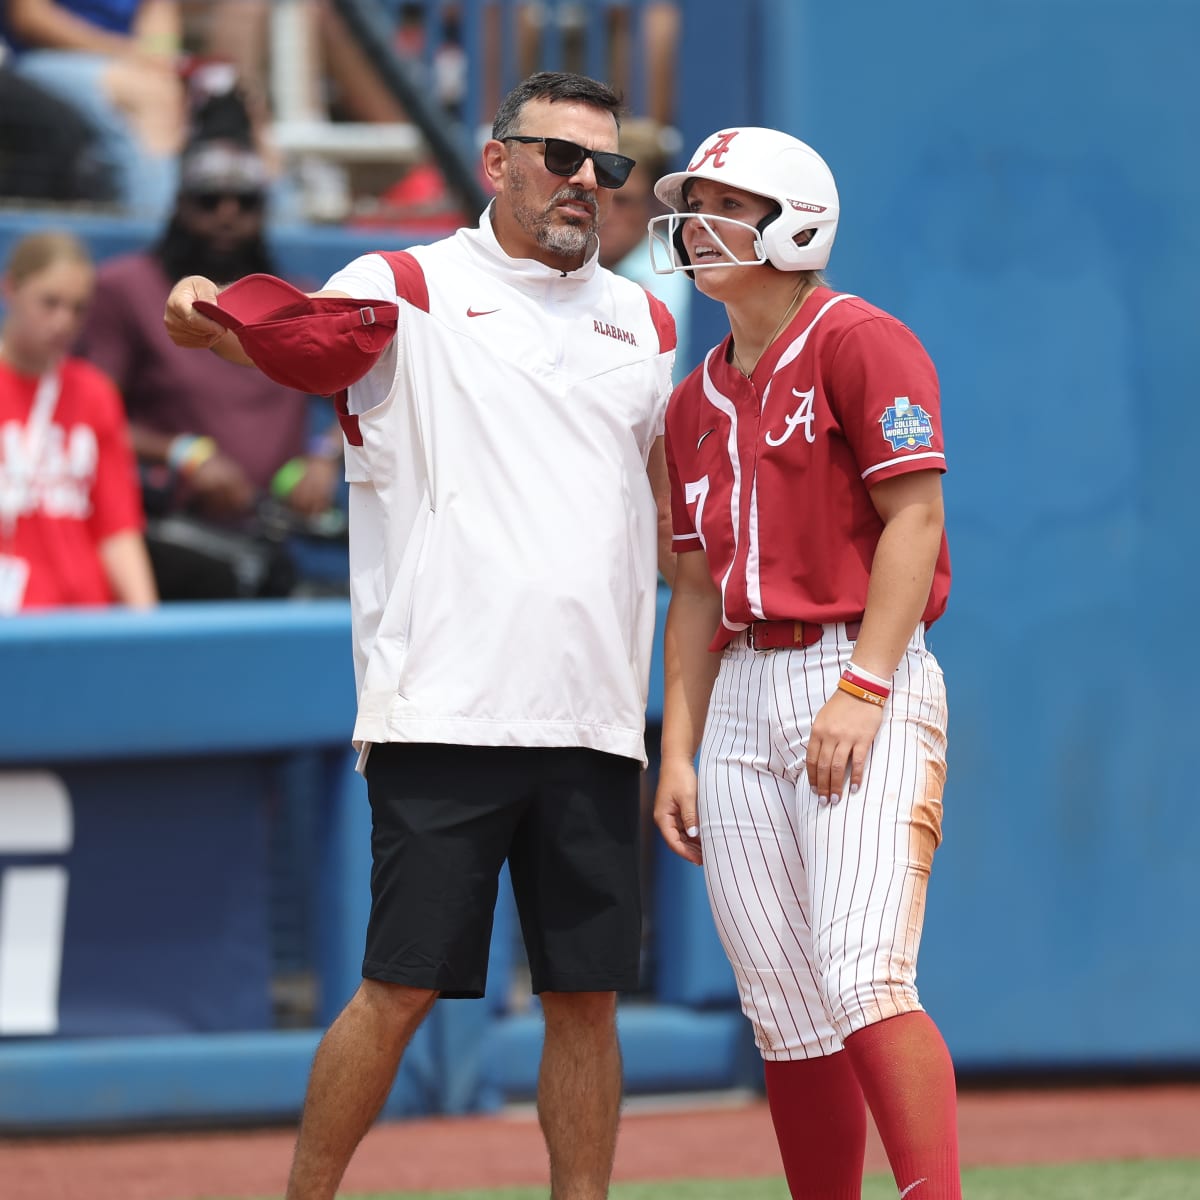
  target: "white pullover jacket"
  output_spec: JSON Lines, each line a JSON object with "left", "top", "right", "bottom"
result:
{"left": 327, "top": 207, "right": 676, "bottom": 765}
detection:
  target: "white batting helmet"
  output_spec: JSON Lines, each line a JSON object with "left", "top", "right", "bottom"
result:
{"left": 649, "top": 126, "right": 840, "bottom": 273}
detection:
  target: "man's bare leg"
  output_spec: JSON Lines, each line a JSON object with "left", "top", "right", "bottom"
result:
{"left": 285, "top": 980, "right": 437, "bottom": 1200}
{"left": 537, "top": 990, "right": 622, "bottom": 1200}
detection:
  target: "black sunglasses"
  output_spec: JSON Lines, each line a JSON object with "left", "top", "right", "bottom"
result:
{"left": 189, "top": 191, "right": 265, "bottom": 214}
{"left": 502, "top": 136, "right": 635, "bottom": 189}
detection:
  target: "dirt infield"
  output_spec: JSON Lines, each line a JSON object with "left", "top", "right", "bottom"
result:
{"left": 2, "top": 1084, "right": 1198, "bottom": 1200}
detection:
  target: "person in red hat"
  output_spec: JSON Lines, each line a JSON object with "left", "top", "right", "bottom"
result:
{"left": 165, "top": 71, "right": 676, "bottom": 1200}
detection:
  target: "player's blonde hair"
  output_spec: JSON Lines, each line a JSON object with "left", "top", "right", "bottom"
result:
{"left": 4, "top": 230, "right": 93, "bottom": 286}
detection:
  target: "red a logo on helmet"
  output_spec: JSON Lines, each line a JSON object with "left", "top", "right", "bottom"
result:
{"left": 688, "top": 131, "right": 740, "bottom": 172}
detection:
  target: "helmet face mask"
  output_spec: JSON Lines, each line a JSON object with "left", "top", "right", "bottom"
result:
{"left": 650, "top": 127, "right": 839, "bottom": 274}
{"left": 647, "top": 211, "right": 769, "bottom": 274}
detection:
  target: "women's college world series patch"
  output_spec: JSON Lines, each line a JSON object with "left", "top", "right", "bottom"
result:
{"left": 879, "top": 396, "right": 935, "bottom": 451}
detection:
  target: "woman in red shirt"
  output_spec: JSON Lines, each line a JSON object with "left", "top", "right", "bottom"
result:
{"left": 0, "top": 230, "right": 156, "bottom": 612}
{"left": 652, "top": 128, "right": 959, "bottom": 1199}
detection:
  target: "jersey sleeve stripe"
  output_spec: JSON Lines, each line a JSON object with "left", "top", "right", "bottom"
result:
{"left": 375, "top": 249, "right": 430, "bottom": 312}
{"left": 860, "top": 450, "right": 946, "bottom": 479}
{"left": 642, "top": 287, "right": 678, "bottom": 353}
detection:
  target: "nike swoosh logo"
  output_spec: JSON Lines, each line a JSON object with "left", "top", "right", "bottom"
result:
{"left": 466, "top": 307, "right": 499, "bottom": 317}
{"left": 697, "top": 429, "right": 716, "bottom": 449}
{"left": 899, "top": 1179, "right": 928, "bottom": 1198}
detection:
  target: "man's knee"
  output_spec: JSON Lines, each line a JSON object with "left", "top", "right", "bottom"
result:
{"left": 540, "top": 990, "right": 617, "bottom": 1036}
{"left": 352, "top": 978, "right": 439, "bottom": 1027}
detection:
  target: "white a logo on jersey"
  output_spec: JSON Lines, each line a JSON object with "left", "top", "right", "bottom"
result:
{"left": 764, "top": 387, "right": 816, "bottom": 447}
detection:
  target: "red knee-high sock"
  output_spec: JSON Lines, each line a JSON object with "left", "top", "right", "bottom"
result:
{"left": 763, "top": 1052, "right": 866, "bottom": 1199}
{"left": 844, "top": 1011, "right": 961, "bottom": 1199}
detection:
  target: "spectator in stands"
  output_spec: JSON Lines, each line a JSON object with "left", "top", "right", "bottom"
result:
{"left": 200, "top": 0, "right": 409, "bottom": 128}
{"left": 78, "top": 92, "right": 344, "bottom": 599}
{"left": 512, "top": 2, "right": 680, "bottom": 126}
{"left": 0, "top": 45, "right": 117, "bottom": 203}
{"left": 0, "top": 231, "right": 157, "bottom": 613}
{"left": 0, "top": 0, "right": 186, "bottom": 219}
{"left": 598, "top": 119, "right": 690, "bottom": 380}
{"left": 605, "top": 1, "right": 679, "bottom": 128}
{"left": 192, "top": 2, "right": 475, "bottom": 226}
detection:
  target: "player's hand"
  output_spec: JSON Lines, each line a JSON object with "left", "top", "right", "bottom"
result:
{"left": 188, "top": 452, "right": 256, "bottom": 518}
{"left": 806, "top": 690, "right": 885, "bottom": 805}
{"left": 654, "top": 755, "right": 703, "bottom": 865}
{"left": 164, "top": 276, "right": 228, "bottom": 349}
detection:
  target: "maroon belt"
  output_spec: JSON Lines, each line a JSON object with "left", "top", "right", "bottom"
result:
{"left": 743, "top": 618, "right": 862, "bottom": 651}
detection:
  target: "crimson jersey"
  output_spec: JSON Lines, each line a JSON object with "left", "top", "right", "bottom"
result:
{"left": 665, "top": 288, "right": 950, "bottom": 649}
{"left": 0, "top": 357, "right": 145, "bottom": 610}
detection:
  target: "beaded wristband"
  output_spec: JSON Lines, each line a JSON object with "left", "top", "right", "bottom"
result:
{"left": 168, "top": 434, "right": 217, "bottom": 477}
{"left": 837, "top": 677, "right": 887, "bottom": 707}
{"left": 166, "top": 434, "right": 195, "bottom": 471}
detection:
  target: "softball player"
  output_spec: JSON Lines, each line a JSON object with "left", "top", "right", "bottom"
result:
{"left": 652, "top": 128, "right": 961, "bottom": 1199}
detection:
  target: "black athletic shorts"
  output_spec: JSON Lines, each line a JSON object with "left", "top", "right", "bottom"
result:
{"left": 362, "top": 742, "right": 642, "bottom": 998}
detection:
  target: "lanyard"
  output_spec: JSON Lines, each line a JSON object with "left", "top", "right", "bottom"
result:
{"left": 0, "top": 363, "right": 63, "bottom": 542}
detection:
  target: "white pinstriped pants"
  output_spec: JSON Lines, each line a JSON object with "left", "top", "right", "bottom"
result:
{"left": 697, "top": 622, "right": 949, "bottom": 1060}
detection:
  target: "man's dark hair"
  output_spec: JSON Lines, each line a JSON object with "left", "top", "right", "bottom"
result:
{"left": 492, "top": 71, "right": 623, "bottom": 141}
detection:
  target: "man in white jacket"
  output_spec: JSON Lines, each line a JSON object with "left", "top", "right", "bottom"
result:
{"left": 165, "top": 71, "right": 676, "bottom": 1200}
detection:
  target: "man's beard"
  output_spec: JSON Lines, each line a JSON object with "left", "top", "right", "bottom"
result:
{"left": 510, "top": 164, "right": 598, "bottom": 258}
{"left": 154, "top": 215, "right": 276, "bottom": 284}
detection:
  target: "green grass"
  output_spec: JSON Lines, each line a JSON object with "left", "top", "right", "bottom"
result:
{"left": 233, "top": 1157, "right": 1200, "bottom": 1200}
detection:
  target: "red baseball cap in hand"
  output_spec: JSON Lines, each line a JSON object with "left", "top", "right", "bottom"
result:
{"left": 193, "top": 274, "right": 399, "bottom": 396}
